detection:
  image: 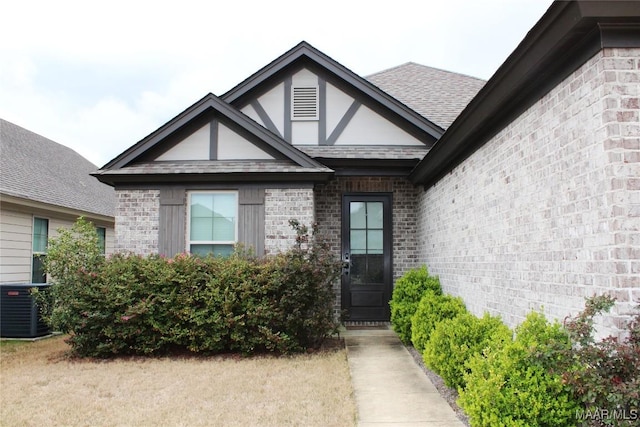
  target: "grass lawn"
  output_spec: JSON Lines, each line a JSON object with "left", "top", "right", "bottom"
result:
{"left": 0, "top": 336, "right": 356, "bottom": 426}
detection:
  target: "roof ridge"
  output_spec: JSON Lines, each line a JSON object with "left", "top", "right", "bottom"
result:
{"left": 367, "top": 62, "right": 486, "bottom": 83}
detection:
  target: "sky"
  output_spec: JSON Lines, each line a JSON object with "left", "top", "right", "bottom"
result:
{"left": 1, "top": 0, "right": 554, "bottom": 167}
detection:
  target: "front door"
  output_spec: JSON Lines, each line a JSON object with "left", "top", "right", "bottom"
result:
{"left": 341, "top": 194, "right": 393, "bottom": 321}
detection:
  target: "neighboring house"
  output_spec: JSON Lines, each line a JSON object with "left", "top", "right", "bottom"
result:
{"left": 95, "top": 1, "right": 639, "bottom": 333}
{"left": 0, "top": 119, "right": 116, "bottom": 284}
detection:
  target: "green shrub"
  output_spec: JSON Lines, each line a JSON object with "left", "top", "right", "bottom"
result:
{"left": 411, "top": 292, "right": 467, "bottom": 352}
{"left": 561, "top": 295, "right": 640, "bottom": 426}
{"left": 458, "top": 311, "right": 578, "bottom": 427}
{"left": 389, "top": 266, "right": 442, "bottom": 344}
{"left": 32, "top": 217, "right": 105, "bottom": 331}
{"left": 37, "top": 219, "right": 341, "bottom": 357}
{"left": 423, "top": 312, "right": 511, "bottom": 390}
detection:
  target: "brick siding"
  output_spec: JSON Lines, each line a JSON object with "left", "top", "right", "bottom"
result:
{"left": 264, "top": 188, "right": 315, "bottom": 254}
{"left": 416, "top": 48, "right": 640, "bottom": 336}
{"left": 115, "top": 189, "right": 160, "bottom": 255}
{"left": 315, "top": 177, "right": 420, "bottom": 318}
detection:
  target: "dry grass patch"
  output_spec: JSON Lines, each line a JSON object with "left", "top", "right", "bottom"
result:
{"left": 1, "top": 336, "right": 356, "bottom": 427}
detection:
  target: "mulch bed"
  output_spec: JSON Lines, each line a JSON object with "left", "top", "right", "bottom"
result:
{"left": 406, "top": 345, "right": 471, "bottom": 427}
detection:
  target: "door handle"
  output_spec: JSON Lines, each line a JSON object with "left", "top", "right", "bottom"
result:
{"left": 342, "top": 252, "right": 350, "bottom": 275}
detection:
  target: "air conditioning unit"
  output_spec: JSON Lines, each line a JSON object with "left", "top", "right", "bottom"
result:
{"left": 0, "top": 283, "right": 52, "bottom": 338}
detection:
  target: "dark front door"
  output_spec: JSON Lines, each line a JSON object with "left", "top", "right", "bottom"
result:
{"left": 341, "top": 194, "right": 393, "bottom": 321}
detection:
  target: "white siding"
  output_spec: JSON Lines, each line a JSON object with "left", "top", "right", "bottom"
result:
{"left": 292, "top": 68, "right": 318, "bottom": 86}
{"left": 0, "top": 209, "right": 32, "bottom": 283}
{"left": 334, "top": 104, "right": 424, "bottom": 146}
{"left": 325, "top": 82, "right": 356, "bottom": 138}
{"left": 258, "top": 83, "right": 285, "bottom": 136}
{"left": 240, "top": 104, "right": 264, "bottom": 127}
{"left": 217, "top": 123, "right": 274, "bottom": 160}
{"left": 292, "top": 121, "right": 318, "bottom": 145}
{"left": 156, "top": 124, "right": 210, "bottom": 161}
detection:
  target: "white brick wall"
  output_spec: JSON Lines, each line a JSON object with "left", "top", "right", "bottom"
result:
{"left": 115, "top": 189, "right": 160, "bottom": 255}
{"left": 417, "top": 48, "right": 640, "bottom": 336}
{"left": 264, "top": 188, "right": 315, "bottom": 254}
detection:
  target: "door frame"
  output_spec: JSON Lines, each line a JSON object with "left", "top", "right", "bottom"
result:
{"left": 341, "top": 193, "right": 393, "bottom": 321}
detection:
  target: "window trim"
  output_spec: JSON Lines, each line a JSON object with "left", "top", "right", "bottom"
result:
{"left": 186, "top": 190, "right": 239, "bottom": 255}
{"left": 31, "top": 216, "right": 49, "bottom": 283}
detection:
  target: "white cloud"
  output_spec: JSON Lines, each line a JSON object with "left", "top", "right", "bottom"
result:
{"left": 1, "top": 0, "right": 553, "bottom": 166}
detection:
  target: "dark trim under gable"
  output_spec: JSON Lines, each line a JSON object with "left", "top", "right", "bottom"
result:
{"left": 250, "top": 100, "right": 283, "bottom": 138}
{"left": 96, "top": 171, "right": 333, "bottom": 186}
{"left": 209, "top": 119, "right": 218, "bottom": 160}
{"left": 318, "top": 78, "right": 327, "bottom": 145}
{"left": 410, "top": 0, "right": 640, "bottom": 187}
{"left": 284, "top": 77, "right": 292, "bottom": 142}
{"left": 326, "top": 101, "right": 361, "bottom": 146}
{"left": 318, "top": 158, "right": 420, "bottom": 177}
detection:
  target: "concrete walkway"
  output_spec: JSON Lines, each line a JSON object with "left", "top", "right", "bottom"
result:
{"left": 343, "top": 326, "right": 465, "bottom": 427}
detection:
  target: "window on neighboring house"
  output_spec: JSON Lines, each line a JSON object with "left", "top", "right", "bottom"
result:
{"left": 32, "top": 217, "right": 49, "bottom": 283}
{"left": 96, "top": 227, "right": 106, "bottom": 254}
{"left": 188, "top": 192, "right": 238, "bottom": 257}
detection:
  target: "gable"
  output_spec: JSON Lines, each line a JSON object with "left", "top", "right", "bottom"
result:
{"left": 224, "top": 42, "right": 443, "bottom": 148}
{"left": 100, "top": 93, "right": 323, "bottom": 171}
{"left": 237, "top": 66, "right": 425, "bottom": 147}
{"left": 154, "top": 121, "right": 275, "bottom": 161}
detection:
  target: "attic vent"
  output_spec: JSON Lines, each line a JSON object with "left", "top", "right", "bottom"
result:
{"left": 292, "top": 86, "right": 319, "bottom": 120}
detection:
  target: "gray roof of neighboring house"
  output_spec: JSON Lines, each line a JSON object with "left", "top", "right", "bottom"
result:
{"left": 0, "top": 119, "right": 116, "bottom": 218}
{"left": 367, "top": 62, "right": 486, "bottom": 129}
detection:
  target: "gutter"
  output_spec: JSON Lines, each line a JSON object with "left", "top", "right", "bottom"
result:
{"left": 409, "top": 0, "right": 640, "bottom": 188}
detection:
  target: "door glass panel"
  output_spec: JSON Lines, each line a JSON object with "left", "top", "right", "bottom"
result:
{"left": 350, "top": 254, "right": 366, "bottom": 285}
{"left": 350, "top": 230, "right": 367, "bottom": 254}
{"left": 367, "top": 202, "right": 383, "bottom": 228}
{"left": 349, "top": 201, "right": 385, "bottom": 285}
{"left": 350, "top": 202, "right": 366, "bottom": 229}
{"left": 368, "top": 254, "right": 384, "bottom": 284}
{"left": 367, "top": 230, "right": 383, "bottom": 254}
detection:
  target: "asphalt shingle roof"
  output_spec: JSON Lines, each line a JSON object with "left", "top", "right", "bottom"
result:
{"left": 366, "top": 62, "right": 486, "bottom": 129}
{"left": 94, "top": 160, "right": 332, "bottom": 176}
{"left": 299, "top": 146, "right": 428, "bottom": 160}
{"left": 0, "top": 119, "right": 116, "bottom": 218}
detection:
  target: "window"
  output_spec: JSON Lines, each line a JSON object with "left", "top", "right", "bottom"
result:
{"left": 188, "top": 192, "right": 238, "bottom": 257}
{"left": 96, "top": 227, "right": 106, "bottom": 254}
{"left": 32, "top": 217, "right": 49, "bottom": 283}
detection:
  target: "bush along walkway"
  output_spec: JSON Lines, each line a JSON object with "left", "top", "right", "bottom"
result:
{"left": 389, "top": 266, "right": 640, "bottom": 427}
{"left": 343, "top": 325, "right": 465, "bottom": 427}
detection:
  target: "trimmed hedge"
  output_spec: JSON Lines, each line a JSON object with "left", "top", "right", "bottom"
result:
{"left": 458, "top": 311, "right": 578, "bottom": 427}
{"left": 389, "top": 266, "right": 441, "bottom": 344}
{"left": 37, "top": 219, "right": 341, "bottom": 357}
{"left": 423, "top": 312, "right": 511, "bottom": 390}
{"left": 411, "top": 291, "right": 467, "bottom": 352}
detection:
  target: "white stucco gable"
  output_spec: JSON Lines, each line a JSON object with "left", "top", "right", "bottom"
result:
{"left": 154, "top": 121, "right": 275, "bottom": 161}
{"left": 235, "top": 66, "right": 431, "bottom": 148}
